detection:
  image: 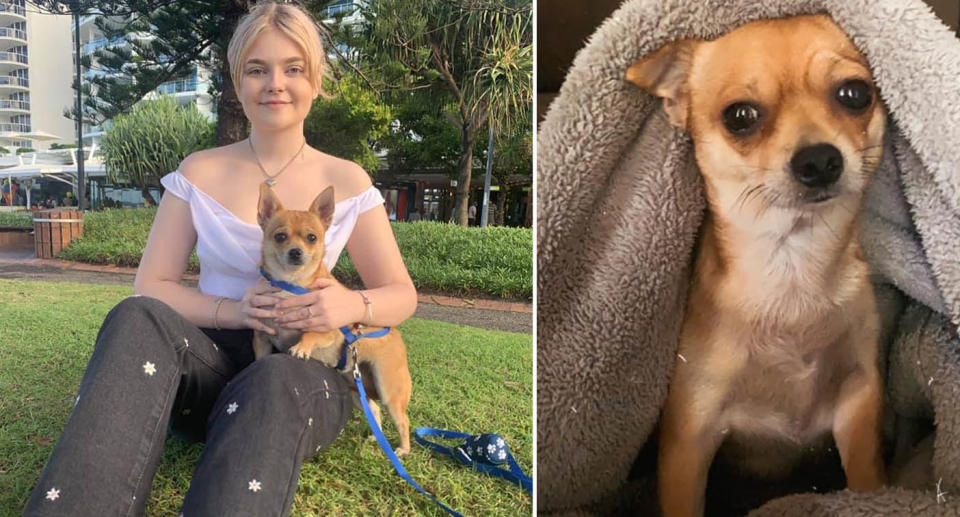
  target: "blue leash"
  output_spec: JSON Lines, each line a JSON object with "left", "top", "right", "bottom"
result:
{"left": 346, "top": 342, "right": 467, "bottom": 517}
{"left": 261, "top": 269, "right": 462, "bottom": 514}
{"left": 261, "top": 268, "right": 528, "bottom": 514}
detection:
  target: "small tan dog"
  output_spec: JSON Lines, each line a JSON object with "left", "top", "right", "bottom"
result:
{"left": 626, "top": 15, "right": 886, "bottom": 517}
{"left": 253, "top": 183, "right": 412, "bottom": 456}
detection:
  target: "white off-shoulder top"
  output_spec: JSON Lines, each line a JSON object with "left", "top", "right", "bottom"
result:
{"left": 159, "top": 170, "right": 385, "bottom": 300}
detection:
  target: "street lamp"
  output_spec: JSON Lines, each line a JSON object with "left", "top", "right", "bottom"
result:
{"left": 73, "top": 3, "right": 85, "bottom": 210}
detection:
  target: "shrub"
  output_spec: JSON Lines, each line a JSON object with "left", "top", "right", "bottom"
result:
{"left": 0, "top": 211, "right": 32, "bottom": 228}
{"left": 58, "top": 209, "right": 532, "bottom": 300}
{"left": 101, "top": 97, "right": 214, "bottom": 205}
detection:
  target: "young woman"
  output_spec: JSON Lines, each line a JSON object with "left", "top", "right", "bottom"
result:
{"left": 23, "top": 3, "right": 416, "bottom": 516}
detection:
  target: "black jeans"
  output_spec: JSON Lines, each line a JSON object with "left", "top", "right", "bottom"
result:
{"left": 22, "top": 296, "right": 353, "bottom": 517}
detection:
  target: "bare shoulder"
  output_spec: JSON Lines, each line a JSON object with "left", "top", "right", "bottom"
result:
{"left": 312, "top": 149, "right": 372, "bottom": 200}
{"left": 177, "top": 142, "right": 246, "bottom": 185}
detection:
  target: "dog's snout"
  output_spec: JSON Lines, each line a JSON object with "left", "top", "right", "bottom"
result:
{"left": 287, "top": 248, "right": 303, "bottom": 262}
{"left": 790, "top": 144, "right": 843, "bottom": 188}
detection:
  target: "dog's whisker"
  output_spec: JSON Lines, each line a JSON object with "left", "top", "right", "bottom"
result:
{"left": 732, "top": 184, "right": 754, "bottom": 213}
{"left": 754, "top": 189, "right": 767, "bottom": 217}
{"left": 734, "top": 183, "right": 766, "bottom": 214}
{"left": 732, "top": 164, "right": 775, "bottom": 173}
{"left": 745, "top": 184, "right": 766, "bottom": 210}
{"left": 834, "top": 200, "right": 856, "bottom": 217}
{"left": 756, "top": 193, "right": 770, "bottom": 219}
{"left": 816, "top": 212, "right": 841, "bottom": 241}
{"left": 756, "top": 190, "right": 779, "bottom": 219}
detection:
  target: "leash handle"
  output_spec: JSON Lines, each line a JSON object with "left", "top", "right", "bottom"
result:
{"left": 414, "top": 428, "right": 533, "bottom": 494}
{"left": 354, "top": 372, "right": 467, "bottom": 517}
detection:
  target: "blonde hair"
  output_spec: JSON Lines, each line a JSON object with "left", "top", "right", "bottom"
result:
{"left": 227, "top": 1, "right": 330, "bottom": 98}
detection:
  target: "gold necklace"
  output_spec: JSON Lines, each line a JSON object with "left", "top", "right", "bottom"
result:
{"left": 249, "top": 136, "right": 307, "bottom": 186}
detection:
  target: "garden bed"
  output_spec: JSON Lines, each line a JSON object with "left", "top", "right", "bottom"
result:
{"left": 0, "top": 225, "right": 32, "bottom": 250}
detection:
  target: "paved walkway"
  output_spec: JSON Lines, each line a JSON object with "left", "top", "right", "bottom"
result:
{"left": 0, "top": 253, "right": 533, "bottom": 334}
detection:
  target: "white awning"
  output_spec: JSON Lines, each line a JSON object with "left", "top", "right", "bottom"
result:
{"left": 11, "top": 130, "right": 62, "bottom": 141}
{"left": 0, "top": 164, "right": 106, "bottom": 180}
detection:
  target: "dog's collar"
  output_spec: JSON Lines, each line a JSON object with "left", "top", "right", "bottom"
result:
{"left": 259, "top": 266, "right": 310, "bottom": 295}
{"left": 335, "top": 325, "right": 391, "bottom": 371}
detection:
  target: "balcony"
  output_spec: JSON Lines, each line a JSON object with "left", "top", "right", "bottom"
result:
{"left": 0, "top": 98, "right": 29, "bottom": 113}
{"left": 0, "top": 75, "right": 27, "bottom": 91}
{"left": 82, "top": 36, "right": 127, "bottom": 55}
{"left": 320, "top": 1, "right": 360, "bottom": 20}
{"left": 0, "top": 121, "right": 30, "bottom": 138}
{"left": 0, "top": 27, "right": 24, "bottom": 41}
{"left": 0, "top": 2, "right": 26, "bottom": 23}
{"left": 0, "top": 51, "right": 25, "bottom": 75}
{"left": 157, "top": 77, "right": 199, "bottom": 95}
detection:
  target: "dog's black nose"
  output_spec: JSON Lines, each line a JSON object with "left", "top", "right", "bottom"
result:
{"left": 287, "top": 248, "right": 303, "bottom": 262}
{"left": 790, "top": 144, "right": 843, "bottom": 188}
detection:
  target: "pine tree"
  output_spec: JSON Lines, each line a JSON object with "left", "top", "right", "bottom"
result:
{"left": 30, "top": 0, "right": 252, "bottom": 145}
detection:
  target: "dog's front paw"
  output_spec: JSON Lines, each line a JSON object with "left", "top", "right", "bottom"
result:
{"left": 394, "top": 446, "right": 410, "bottom": 457}
{"left": 288, "top": 342, "right": 314, "bottom": 360}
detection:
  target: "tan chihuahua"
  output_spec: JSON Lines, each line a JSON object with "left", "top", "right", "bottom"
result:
{"left": 627, "top": 15, "right": 886, "bottom": 516}
{"left": 254, "top": 183, "right": 412, "bottom": 456}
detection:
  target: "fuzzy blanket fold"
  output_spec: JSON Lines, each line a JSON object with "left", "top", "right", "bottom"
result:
{"left": 537, "top": 0, "right": 960, "bottom": 514}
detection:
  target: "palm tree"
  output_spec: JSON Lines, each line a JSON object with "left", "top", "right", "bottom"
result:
{"left": 364, "top": 0, "right": 532, "bottom": 226}
{"left": 469, "top": 9, "right": 532, "bottom": 226}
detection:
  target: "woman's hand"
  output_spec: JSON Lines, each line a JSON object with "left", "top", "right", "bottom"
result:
{"left": 229, "top": 278, "right": 283, "bottom": 334}
{"left": 274, "top": 277, "right": 364, "bottom": 332}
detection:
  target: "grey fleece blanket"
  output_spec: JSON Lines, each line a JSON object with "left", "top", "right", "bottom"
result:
{"left": 537, "top": 0, "right": 960, "bottom": 515}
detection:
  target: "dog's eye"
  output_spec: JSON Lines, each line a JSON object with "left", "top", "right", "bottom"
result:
{"left": 722, "top": 103, "right": 761, "bottom": 135}
{"left": 836, "top": 80, "right": 872, "bottom": 111}
{"left": 274, "top": 232, "right": 287, "bottom": 243}
{"left": 306, "top": 234, "right": 317, "bottom": 243}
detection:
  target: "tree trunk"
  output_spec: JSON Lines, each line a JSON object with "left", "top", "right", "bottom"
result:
{"left": 497, "top": 183, "right": 508, "bottom": 225}
{"left": 524, "top": 189, "right": 532, "bottom": 227}
{"left": 141, "top": 184, "right": 156, "bottom": 206}
{"left": 215, "top": 0, "right": 249, "bottom": 146}
{"left": 453, "top": 123, "right": 475, "bottom": 226}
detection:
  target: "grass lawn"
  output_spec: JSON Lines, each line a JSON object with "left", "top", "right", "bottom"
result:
{"left": 0, "top": 279, "right": 532, "bottom": 516}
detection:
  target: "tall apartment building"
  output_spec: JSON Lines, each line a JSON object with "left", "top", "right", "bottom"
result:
{"left": 0, "top": 1, "right": 73, "bottom": 151}
{"left": 320, "top": 0, "right": 362, "bottom": 21}
{"left": 69, "top": 2, "right": 360, "bottom": 148}
{"left": 74, "top": 13, "right": 215, "bottom": 146}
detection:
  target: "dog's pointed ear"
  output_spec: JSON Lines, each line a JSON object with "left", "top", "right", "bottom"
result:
{"left": 309, "top": 186, "right": 335, "bottom": 228}
{"left": 626, "top": 40, "right": 698, "bottom": 129}
{"left": 257, "top": 183, "right": 284, "bottom": 227}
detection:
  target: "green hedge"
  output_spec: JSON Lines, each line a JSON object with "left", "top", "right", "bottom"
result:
{"left": 58, "top": 208, "right": 532, "bottom": 300}
{"left": 0, "top": 211, "right": 32, "bottom": 228}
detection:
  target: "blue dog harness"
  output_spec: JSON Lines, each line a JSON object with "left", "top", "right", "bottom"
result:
{"left": 334, "top": 325, "right": 390, "bottom": 371}
{"left": 259, "top": 268, "right": 530, "bottom": 515}
{"left": 259, "top": 267, "right": 391, "bottom": 363}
